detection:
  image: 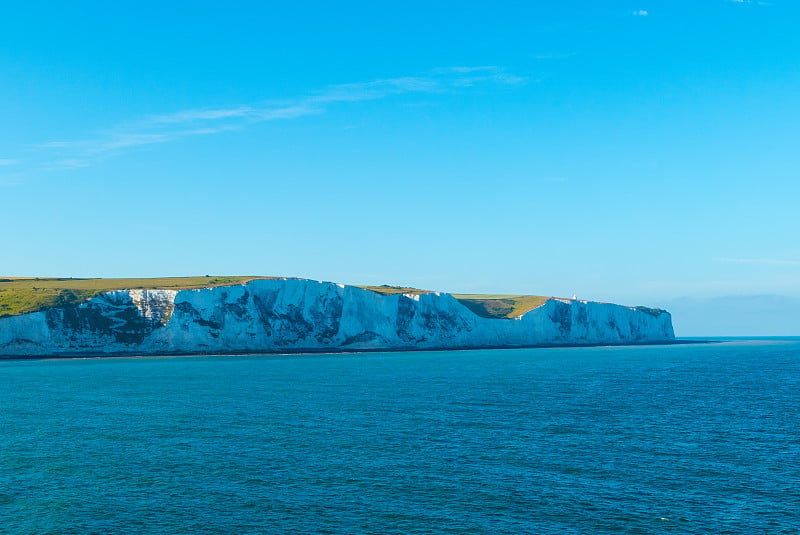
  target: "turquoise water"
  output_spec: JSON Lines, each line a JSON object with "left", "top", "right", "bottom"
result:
{"left": 1, "top": 340, "right": 799, "bottom": 534}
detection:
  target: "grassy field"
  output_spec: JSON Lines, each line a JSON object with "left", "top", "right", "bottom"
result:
{"left": 361, "top": 286, "right": 552, "bottom": 318}
{"left": 358, "top": 285, "right": 432, "bottom": 296}
{"left": 0, "top": 277, "right": 554, "bottom": 319}
{"left": 451, "top": 294, "right": 551, "bottom": 319}
{"left": 0, "top": 276, "right": 270, "bottom": 317}
{"left": 358, "top": 287, "right": 552, "bottom": 317}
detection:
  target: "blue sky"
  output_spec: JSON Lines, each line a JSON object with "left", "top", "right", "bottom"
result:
{"left": 1, "top": 1, "right": 799, "bottom": 332}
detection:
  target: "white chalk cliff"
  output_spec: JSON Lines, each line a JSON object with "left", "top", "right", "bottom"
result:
{"left": 0, "top": 279, "right": 674, "bottom": 357}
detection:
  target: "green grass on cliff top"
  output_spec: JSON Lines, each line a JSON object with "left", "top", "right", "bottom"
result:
{"left": 359, "top": 287, "right": 552, "bottom": 319}
{"left": 357, "top": 285, "right": 431, "bottom": 296}
{"left": 0, "top": 277, "right": 554, "bottom": 319}
{"left": 450, "top": 294, "right": 551, "bottom": 319}
{"left": 0, "top": 276, "right": 270, "bottom": 317}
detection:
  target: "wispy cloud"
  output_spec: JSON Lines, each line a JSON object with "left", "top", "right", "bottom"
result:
{"left": 28, "top": 67, "right": 525, "bottom": 170}
{"left": 632, "top": 9, "right": 649, "bottom": 16}
{"left": 143, "top": 107, "right": 255, "bottom": 126}
{"left": 0, "top": 158, "right": 19, "bottom": 166}
{"left": 46, "top": 159, "right": 93, "bottom": 170}
{"left": 0, "top": 171, "right": 25, "bottom": 185}
{"left": 533, "top": 52, "right": 577, "bottom": 60}
{"left": 717, "top": 258, "right": 800, "bottom": 266}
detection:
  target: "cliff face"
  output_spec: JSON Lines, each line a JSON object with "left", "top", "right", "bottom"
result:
{"left": 0, "top": 279, "right": 674, "bottom": 356}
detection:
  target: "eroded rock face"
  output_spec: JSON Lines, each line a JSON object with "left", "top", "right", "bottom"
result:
{"left": 0, "top": 279, "right": 675, "bottom": 356}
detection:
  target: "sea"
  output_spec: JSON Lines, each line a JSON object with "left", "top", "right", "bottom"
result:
{"left": 1, "top": 339, "right": 798, "bottom": 534}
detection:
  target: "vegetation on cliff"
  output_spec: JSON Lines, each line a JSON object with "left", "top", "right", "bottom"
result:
{"left": 358, "top": 285, "right": 431, "bottom": 296}
{"left": 359, "top": 287, "right": 552, "bottom": 318}
{"left": 1, "top": 277, "right": 571, "bottom": 320}
{"left": 451, "top": 294, "right": 551, "bottom": 319}
{"left": 0, "top": 277, "right": 269, "bottom": 317}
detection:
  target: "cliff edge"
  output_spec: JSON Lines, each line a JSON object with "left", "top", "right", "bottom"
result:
{"left": 0, "top": 278, "right": 674, "bottom": 357}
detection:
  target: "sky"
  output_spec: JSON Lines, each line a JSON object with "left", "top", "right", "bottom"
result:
{"left": 1, "top": 1, "right": 798, "bottom": 334}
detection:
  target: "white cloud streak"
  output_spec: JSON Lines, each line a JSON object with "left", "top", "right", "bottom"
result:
{"left": 0, "top": 171, "right": 25, "bottom": 185}
{"left": 632, "top": 9, "right": 649, "bottom": 16}
{"left": 32, "top": 67, "right": 525, "bottom": 170}
{"left": 717, "top": 258, "right": 800, "bottom": 266}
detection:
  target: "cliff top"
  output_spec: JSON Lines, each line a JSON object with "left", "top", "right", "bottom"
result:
{"left": 0, "top": 276, "right": 272, "bottom": 317}
{"left": 0, "top": 276, "right": 556, "bottom": 320}
{"left": 450, "top": 295, "right": 552, "bottom": 319}
{"left": 357, "top": 285, "right": 432, "bottom": 296}
{"left": 356, "top": 287, "right": 552, "bottom": 318}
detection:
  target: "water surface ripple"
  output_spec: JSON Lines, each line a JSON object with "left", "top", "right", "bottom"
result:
{"left": 1, "top": 340, "right": 799, "bottom": 533}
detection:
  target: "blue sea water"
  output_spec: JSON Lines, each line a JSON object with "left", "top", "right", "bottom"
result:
{"left": 1, "top": 340, "right": 799, "bottom": 534}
